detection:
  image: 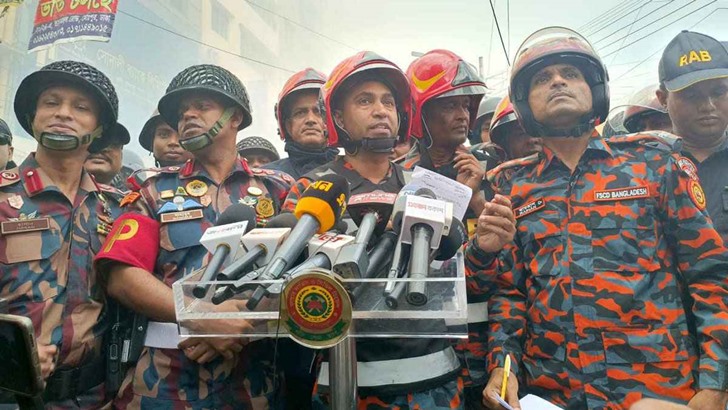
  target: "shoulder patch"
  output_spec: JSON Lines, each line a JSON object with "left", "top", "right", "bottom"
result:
{"left": 486, "top": 153, "right": 539, "bottom": 183}
{"left": 676, "top": 156, "right": 699, "bottom": 181}
{"left": 120, "top": 191, "right": 141, "bottom": 207}
{"left": 606, "top": 131, "right": 682, "bottom": 153}
{"left": 0, "top": 170, "right": 21, "bottom": 188}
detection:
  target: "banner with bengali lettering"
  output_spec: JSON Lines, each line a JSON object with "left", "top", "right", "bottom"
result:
{"left": 28, "top": 0, "right": 118, "bottom": 52}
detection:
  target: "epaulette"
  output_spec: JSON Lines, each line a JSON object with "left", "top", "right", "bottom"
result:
{"left": 605, "top": 131, "right": 682, "bottom": 153}
{"left": 96, "top": 182, "right": 126, "bottom": 201}
{"left": 0, "top": 169, "right": 21, "bottom": 188}
{"left": 486, "top": 152, "right": 540, "bottom": 184}
{"left": 126, "top": 166, "right": 167, "bottom": 191}
{"left": 252, "top": 167, "right": 296, "bottom": 186}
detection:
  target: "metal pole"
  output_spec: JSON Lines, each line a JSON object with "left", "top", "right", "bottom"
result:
{"left": 329, "top": 337, "right": 357, "bottom": 410}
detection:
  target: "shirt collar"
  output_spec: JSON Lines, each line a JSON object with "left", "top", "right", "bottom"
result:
{"left": 19, "top": 153, "right": 98, "bottom": 198}
{"left": 535, "top": 131, "right": 612, "bottom": 177}
{"left": 178, "top": 156, "right": 254, "bottom": 181}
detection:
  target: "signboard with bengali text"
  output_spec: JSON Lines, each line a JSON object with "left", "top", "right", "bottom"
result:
{"left": 28, "top": 0, "right": 118, "bottom": 52}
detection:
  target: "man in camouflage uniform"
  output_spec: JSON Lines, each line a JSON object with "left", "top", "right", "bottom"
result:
{"left": 84, "top": 122, "right": 130, "bottom": 187}
{"left": 94, "top": 64, "right": 292, "bottom": 409}
{"left": 282, "top": 51, "right": 464, "bottom": 410}
{"left": 0, "top": 60, "right": 125, "bottom": 407}
{"left": 466, "top": 27, "right": 728, "bottom": 410}
{"left": 264, "top": 68, "right": 338, "bottom": 180}
{"left": 401, "top": 50, "right": 490, "bottom": 409}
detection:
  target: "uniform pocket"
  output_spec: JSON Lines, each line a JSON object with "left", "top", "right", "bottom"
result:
{"left": 159, "top": 219, "right": 206, "bottom": 252}
{"left": 603, "top": 326, "right": 692, "bottom": 364}
{"left": 0, "top": 227, "right": 63, "bottom": 303}
{"left": 519, "top": 210, "right": 563, "bottom": 277}
{"left": 602, "top": 326, "right": 697, "bottom": 404}
{"left": 590, "top": 209, "right": 660, "bottom": 273}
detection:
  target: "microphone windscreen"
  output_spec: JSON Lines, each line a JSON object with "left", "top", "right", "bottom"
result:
{"left": 436, "top": 218, "right": 468, "bottom": 261}
{"left": 294, "top": 174, "right": 350, "bottom": 233}
{"left": 414, "top": 187, "right": 437, "bottom": 199}
{"left": 265, "top": 213, "right": 298, "bottom": 229}
{"left": 216, "top": 203, "right": 257, "bottom": 230}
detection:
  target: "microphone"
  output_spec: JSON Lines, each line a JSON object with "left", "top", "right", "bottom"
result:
{"left": 383, "top": 241, "right": 411, "bottom": 309}
{"left": 350, "top": 230, "right": 398, "bottom": 302}
{"left": 434, "top": 218, "right": 467, "bottom": 261}
{"left": 401, "top": 188, "right": 449, "bottom": 306}
{"left": 333, "top": 191, "right": 397, "bottom": 279}
{"left": 215, "top": 227, "right": 291, "bottom": 282}
{"left": 211, "top": 231, "right": 354, "bottom": 304}
{"left": 246, "top": 174, "right": 350, "bottom": 310}
{"left": 267, "top": 212, "right": 349, "bottom": 234}
{"left": 193, "top": 204, "right": 256, "bottom": 298}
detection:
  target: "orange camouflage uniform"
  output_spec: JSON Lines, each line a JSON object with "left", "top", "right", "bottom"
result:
{"left": 465, "top": 132, "right": 728, "bottom": 409}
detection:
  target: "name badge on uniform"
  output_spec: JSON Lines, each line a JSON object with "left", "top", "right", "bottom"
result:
{"left": 160, "top": 209, "right": 204, "bottom": 224}
{"left": 514, "top": 198, "right": 545, "bottom": 219}
{"left": 594, "top": 186, "right": 649, "bottom": 202}
{"left": 1, "top": 217, "right": 50, "bottom": 235}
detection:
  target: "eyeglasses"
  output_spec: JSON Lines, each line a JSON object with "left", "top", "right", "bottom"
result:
{"left": 0, "top": 134, "right": 11, "bottom": 146}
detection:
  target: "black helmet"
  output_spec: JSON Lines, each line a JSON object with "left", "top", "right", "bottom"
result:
{"left": 14, "top": 60, "right": 119, "bottom": 151}
{"left": 510, "top": 27, "right": 609, "bottom": 138}
{"left": 158, "top": 64, "right": 252, "bottom": 132}
{"left": 0, "top": 118, "right": 11, "bottom": 143}
{"left": 138, "top": 109, "right": 164, "bottom": 152}
{"left": 236, "top": 136, "right": 280, "bottom": 162}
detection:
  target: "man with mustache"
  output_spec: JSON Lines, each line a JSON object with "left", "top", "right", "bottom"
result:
{"left": 264, "top": 68, "right": 339, "bottom": 179}
{"left": 84, "top": 122, "right": 130, "bottom": 186}
{"left": 282, "top": 51, "right": 465, "bottom": 409}
{"left": 138, "top": 110, "right": 193, "bottom": 167}
{"left": 656, "top": 30, "right": 728, "bottom": 243}
{"left": 402, "top": 50, "right": 492, "bottom": 409}
{"left": 465, "top": 27, "right": 728, "bottom": 409}
{"left": 94, "top": 64, "right": 292, "bottom": 409}
{"left": 0, "top": 60, "right": 125, "bottom": 408}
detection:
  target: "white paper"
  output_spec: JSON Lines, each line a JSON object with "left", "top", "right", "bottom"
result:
{"left": 410, "top": 166, "right": 472, "bottom": 220}
{"left": 519, "top": 394, "right": 563, "bottom": 409}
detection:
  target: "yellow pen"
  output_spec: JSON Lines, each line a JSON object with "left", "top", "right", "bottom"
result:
{"left": 500, "top": 354, "right": 511, "bottom": 400}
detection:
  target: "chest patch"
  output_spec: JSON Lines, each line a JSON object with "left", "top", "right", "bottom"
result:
{"left": 594, "top": 186, "right": 649, "bottom": 202}
{"left": 514, "top": 198, "right": 545, "bottom": 219}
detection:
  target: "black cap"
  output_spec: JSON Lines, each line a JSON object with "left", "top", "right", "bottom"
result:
{"left": 659, "top": 30, "right": 728, "bottom": 92}
{"left": 0, "top": 118, "right": 11, "bottom": 144}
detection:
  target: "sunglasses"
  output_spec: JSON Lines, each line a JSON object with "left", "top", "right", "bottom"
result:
{"left": 0, "top": 134, "right": 11, "bottom": 146}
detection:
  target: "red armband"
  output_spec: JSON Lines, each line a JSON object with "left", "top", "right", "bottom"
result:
{"left": 94, "top": 213, "right": 160, "bottom": 273}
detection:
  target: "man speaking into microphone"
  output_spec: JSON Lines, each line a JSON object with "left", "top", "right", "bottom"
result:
{"left": 281, "top": 51, "right": 465, "bottom": 410}
{"left": 94, "top": 64, "right": 292, "bottom": 409}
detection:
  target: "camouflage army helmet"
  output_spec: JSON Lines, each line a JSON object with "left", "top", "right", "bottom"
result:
{"left": 236, "top": 136, "right": 280, "bottom": 162}
{"left": 158, "top": 64, "right": 252, "bottom": 151}
{"left": 14, "top": 60, "right": 119, "bottom": 152}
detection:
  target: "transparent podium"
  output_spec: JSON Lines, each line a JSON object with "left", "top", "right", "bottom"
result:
{"left": 173, "top": 251, "right": 468, "bottom": 409}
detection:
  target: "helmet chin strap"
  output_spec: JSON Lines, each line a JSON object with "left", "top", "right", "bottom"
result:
{"left": 534, "top": 112, "right": 597, "bottom": 138}
{"left": 33, "top": 125, "right": 103, "bottom": 151}
{"left": 179, "top": 107, "right": 235, "bottom": 152}
{"left": 334, "top": 118, "right": 397, "bottom": 155}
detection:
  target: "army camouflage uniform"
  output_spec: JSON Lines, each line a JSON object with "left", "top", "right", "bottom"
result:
{"left": 110, "top": 157, "right": 292, "bottom": 409}
{"left": 465, "top": 132, "right": 728, "bottom": 409}
{"left": 0, "top": 154, "right": 125, "bottom": 408}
